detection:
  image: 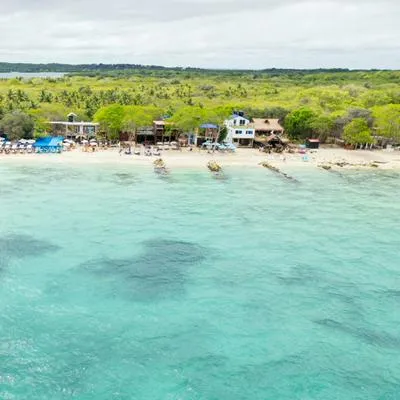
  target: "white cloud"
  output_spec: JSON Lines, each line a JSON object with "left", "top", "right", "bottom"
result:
{"left": 0, "top": 0, "right": 399, "bottom": 68}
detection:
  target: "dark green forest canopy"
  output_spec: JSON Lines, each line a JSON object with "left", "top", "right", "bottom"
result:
{"left": 0, "top": 62, "right": 397, "bottom": 81}
{"left": 0, "top": 62, "right": 375, "bottom": 73}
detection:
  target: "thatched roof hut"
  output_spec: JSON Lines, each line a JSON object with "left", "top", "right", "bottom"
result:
{"left": 253, "top": 118, "right": 284, "bottom": 135}
{"left": 257, "top": 134, "right": 289, "bottom": 147}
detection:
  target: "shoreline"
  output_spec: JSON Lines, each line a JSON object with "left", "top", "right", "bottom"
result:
{"left": 1, "top": 148, "right": 400, "bottom": 171}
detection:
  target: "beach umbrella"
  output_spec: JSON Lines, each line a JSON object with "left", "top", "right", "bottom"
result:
{"left": 27, "top": 139, "right": 36, "bottom": 144}
{"left": 82, "top": 140, "right": 89, "bottom": 144}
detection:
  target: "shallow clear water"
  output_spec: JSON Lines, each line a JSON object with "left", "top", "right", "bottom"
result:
{"left": 0, "top": 162, "right": 399, "bottom": 399}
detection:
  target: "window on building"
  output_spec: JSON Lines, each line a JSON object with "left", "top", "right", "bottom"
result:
{"left": 246, "top": 130, "right": 253, "bottom": 135}
{"left": 239, "top": 119, "right": 246, "bottom": 126}
{"left": 235, "top": 130, "right": 242, "bottom": 135}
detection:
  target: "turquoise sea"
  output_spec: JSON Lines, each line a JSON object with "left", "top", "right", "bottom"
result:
{"left": 0, "top": 162, "right": 399, "bottom": 399}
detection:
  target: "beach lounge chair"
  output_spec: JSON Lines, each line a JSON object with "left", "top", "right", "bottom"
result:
{"left": 145, "top": 147, "right": 152, "bottom": 156}
{"left": 202, "top": 141, "right": 215, "bottom": 151}
{"left": 224, "top": 142, "right": 236, "bottom": 152}
{"left": 217, "top": 143, "right": 227, "bottom": 152}
{"left": 134, "top": 147, "right": 141, "bottom": 155}
{"left": 153, "top": 147, "right": 161, "bottom": 156}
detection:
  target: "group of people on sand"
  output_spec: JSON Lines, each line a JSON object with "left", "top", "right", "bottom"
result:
{"left": 118, "top": 142, "right": 186, "bottom": 157}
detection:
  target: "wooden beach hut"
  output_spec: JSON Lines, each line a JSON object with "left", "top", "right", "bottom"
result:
{"left": 253, "top": 118, "right": 284, "bottom": 136}
{"left": 306, "top": 139, "right": 320, "bottom": 149}
{"left": 198, "top": 123, "right": 219, "bottom": 146}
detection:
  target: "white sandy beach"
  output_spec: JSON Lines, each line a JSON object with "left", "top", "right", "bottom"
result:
{"left": 1, "top": 147, "right": 400, "bottom": 170}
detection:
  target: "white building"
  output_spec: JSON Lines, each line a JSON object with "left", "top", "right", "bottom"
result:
{"left": 50, "top": 113, "right": 99, "bottom": 138}
{"left": 224, "top": 112, "right": 255, "bottom": 147}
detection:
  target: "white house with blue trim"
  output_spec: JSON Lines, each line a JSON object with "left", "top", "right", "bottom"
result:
{"left": 224, "top": 112, "right": 255, "bottom": 147}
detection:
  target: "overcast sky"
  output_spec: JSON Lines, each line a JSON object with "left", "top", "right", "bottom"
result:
{"left": 0, "top": 0, "right": 399, "bottom": 69}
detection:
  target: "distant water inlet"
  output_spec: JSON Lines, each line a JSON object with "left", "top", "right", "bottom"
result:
{"left": 0, "top": 164, "right": 399, "bottom": 399}
{"left": 0, "top": 72, "right": 65, "bottom": 79}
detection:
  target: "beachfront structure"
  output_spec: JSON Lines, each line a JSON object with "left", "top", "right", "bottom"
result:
{"left": 253, "top": 118, "right": 284, "bottom": 136}
{"left": 257, "top": 134, "right": 289, "bottom": 149}
{"left": 119, "top": 127, "right": 154, "bottom": 143}
{"left": 120, "top": 121, "right": 179, "bottom": 145}
{"left": 306, "top": 138, "right": 320, "bottom": 149}
{"left": 154, "top": 120, "right": 166, "bottom": 141}
{"left": 136, "top": 126, "right": 156, "bottom": 144}
{"left": 154, "top": 120, "right": 183, "bottom": 144}
{"left": 224, "top": 112, "right": 255, "bottom": 147}
{"left": 200, "top": 124, "right": 219, "bottom": 140}
{"left": 252, "top": 118, "right": 286, "bottom": 148}
{"left": 191, "top": 123, "right": 218, "bottom": 146}
{"left": 153, "top": 120, "right": 177, "bottom": 143}
{"left": 50, "top": 113, "right": 99, "bottom": 138}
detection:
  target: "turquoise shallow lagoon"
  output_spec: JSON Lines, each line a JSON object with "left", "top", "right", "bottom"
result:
{"left": 0, "top": 162, "right": 399, "bottom": 399}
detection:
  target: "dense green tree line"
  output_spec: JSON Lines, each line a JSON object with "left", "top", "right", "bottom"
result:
{"left": 0, "top": 70, "right": 399, "bottom": 146}
{"left": 0, "top": 63, "right": 391, "bottom": 75}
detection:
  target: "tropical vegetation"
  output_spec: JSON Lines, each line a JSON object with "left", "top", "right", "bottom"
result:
{"left": 0, "top": 66, "right": 399, "bottom": 144}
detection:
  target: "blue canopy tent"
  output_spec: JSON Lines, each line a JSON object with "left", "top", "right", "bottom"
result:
{"left": 34, "top": 137, "right": 64, "bottom": 153}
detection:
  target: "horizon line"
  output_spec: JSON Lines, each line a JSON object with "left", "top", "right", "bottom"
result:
{"left": 0, "top": 62, "right": 397, "bottom": 72}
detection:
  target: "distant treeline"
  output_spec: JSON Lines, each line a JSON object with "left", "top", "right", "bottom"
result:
{"left": 0, "top": 62, "right": 390, "bottom": 75}
{"left": 0, "top": 63, "right": 169, "bottom": 73}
